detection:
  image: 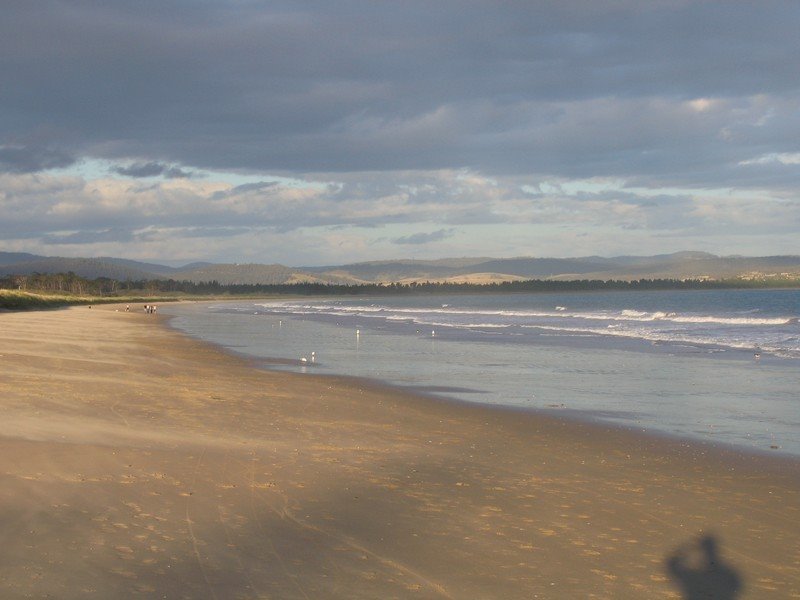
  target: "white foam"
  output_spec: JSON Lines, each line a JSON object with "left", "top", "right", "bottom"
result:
{"left": 249, "top": 299, "right": 800, "bottom": 359}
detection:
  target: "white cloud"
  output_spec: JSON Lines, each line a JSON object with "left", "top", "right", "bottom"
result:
{"left": 739, "top": 152, "right": 800, "bottom": 166}
{"left": 2, "top": 166, "right": 797, "bottom": 263}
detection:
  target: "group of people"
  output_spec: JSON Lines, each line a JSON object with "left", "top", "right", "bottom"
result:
{"left": 122, "top": 304, "right": 157, "bottom": 314}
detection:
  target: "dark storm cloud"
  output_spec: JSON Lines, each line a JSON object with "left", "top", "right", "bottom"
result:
{"left": 113, "top": 162, "right": 168, "bottom": 178}
{"left": 0, "top": 144, "right": 75, "bottom": 173}
{"left": 1, "top": 0, "right": 798, "bottom": 184}
{"left": 164, "top": 166, "right": 194, "bottom": 179}
{"left": 112, "top": 162, "right": 195, "bottom": 178}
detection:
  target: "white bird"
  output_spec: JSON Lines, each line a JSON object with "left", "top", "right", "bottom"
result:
{"left": 311, "top": 351, "right": 316, "bottom": 363}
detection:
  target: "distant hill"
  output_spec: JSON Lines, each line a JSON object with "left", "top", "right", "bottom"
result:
{"left": 305, "top": 253, "right": 800, "bottom": 283}
{"left": 170, "top": 263, "right": 310, "bottom": 285}
{"left": 0, "top": 253, "right": 207, "bottom": 281}
{"left": 94, "top": 257, "right": 183, "bottom": 276}
{"left": 302, "top": 260, "right": 474, "bottom": 283}
{"left": 0, "top": 255, "right": 162, "bottom": 281}
{"left": 544, "top": 254, "right": 800, "bottom": 281}
{"left": 175, "top": 261, "right": 216, "bottom": 272}
{"left": 1, "top": 251, "right": 799, "bottom": 285}
{"left": 169, "top": 263, "right": 371, "bottom": 285}
{"left": 0, "top": 252, "right": 41, "bottom": 266}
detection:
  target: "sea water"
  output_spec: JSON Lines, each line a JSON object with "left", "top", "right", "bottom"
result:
{"left": 163, "top": 289, "right": 800, "bottom": 457}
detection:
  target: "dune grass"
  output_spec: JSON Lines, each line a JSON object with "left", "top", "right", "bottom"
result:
{"left": 0, "top": 290, "right": 184, "bottom": 311}
{"left": 0, "top": 289, "right": 290, "bottom": 311}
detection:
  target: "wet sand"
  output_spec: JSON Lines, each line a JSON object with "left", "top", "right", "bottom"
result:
{"left": 0, "top": 304, "right": 798, "bottom": 598}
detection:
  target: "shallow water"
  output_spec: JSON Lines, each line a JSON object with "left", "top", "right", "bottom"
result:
{"left": 164, "top": 289, "right": 800, "bottom": 457}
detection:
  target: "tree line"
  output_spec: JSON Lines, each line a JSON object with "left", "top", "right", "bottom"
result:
{"left": 1, "top": 271, "right": 798, "bottom": 297}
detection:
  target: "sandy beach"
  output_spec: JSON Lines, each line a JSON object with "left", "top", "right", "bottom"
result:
{"left": 1, "top": 304, "right": 798, "bottom": 599}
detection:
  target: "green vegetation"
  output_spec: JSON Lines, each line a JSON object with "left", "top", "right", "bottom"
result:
{"left": 0, "top": 290, "right": 90, "bottom": 310}
{"left": 1, "top": 270, "right": 798, "bottom": 311}
{"left": 127, "top": 276, "right": 800, "bottom": 295}
{"left": 0, "top": 289, "right": 185, "bottom": 311}
{"left": 0, "top": 274, "right": 201, "bottom": 310}
{"left": 2, "top": 272, "right": 149, "bottom": 296}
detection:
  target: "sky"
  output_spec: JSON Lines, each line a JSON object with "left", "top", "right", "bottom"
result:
{"left": 1, "top": 0, "right": 798, "bottom": 266}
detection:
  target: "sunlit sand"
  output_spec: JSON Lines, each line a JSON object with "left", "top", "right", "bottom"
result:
{"left": 1, "top": 305, "right": 798, "bottom": 598}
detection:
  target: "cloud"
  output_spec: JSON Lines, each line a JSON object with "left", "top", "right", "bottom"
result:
{"left": 0, "top": 1, "right": 798, "bottom": 261}
{"left": 216, "top": 181, "right": 280, "bottom": 197}
{"left": 41, "top": 228, "right": 139, "bottom": 245}
{"left": 112, "top": 162, "right": 167, "bottom": 178}
{"left": 112, "top": 161, "right": 195, "bottom": 179}
{"left": 739, "top": 153, "right": 800, "bottom": 166}
{"left": 0, "top": 143, "right": 75, "bottom": 173}
{"left": 164, "top": 167, "right": 194, "bottom": 179}
{"left": 1, "top": 1, "right": 798, "bottom": 180}
{"left": 3, "top": 168, "right": 798, "bottom": 241}
{"left": 394, "top": 228, "right": 456, "bottom": 245}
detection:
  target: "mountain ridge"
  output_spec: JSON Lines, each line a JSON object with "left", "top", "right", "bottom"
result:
{"left": 1, "top": 251, "right": 799, "bottom": 285}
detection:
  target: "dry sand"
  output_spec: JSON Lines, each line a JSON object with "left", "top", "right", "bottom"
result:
{"left": 0, "top": 304, "right": 798, "bottom": 599}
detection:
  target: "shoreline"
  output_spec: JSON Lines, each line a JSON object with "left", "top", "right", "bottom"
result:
{"left": 1, "top": 304, "right": 799, "bottom": 598}
{"left": 175, "top": 335, "right": 800, "bottom": 466}
{"left": 165, "top": 299, "right": 800, "bottom": 460}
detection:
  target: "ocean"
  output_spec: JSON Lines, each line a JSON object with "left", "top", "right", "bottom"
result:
{"left": 163, "top": 289, "right": 800, "bottom": 457}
